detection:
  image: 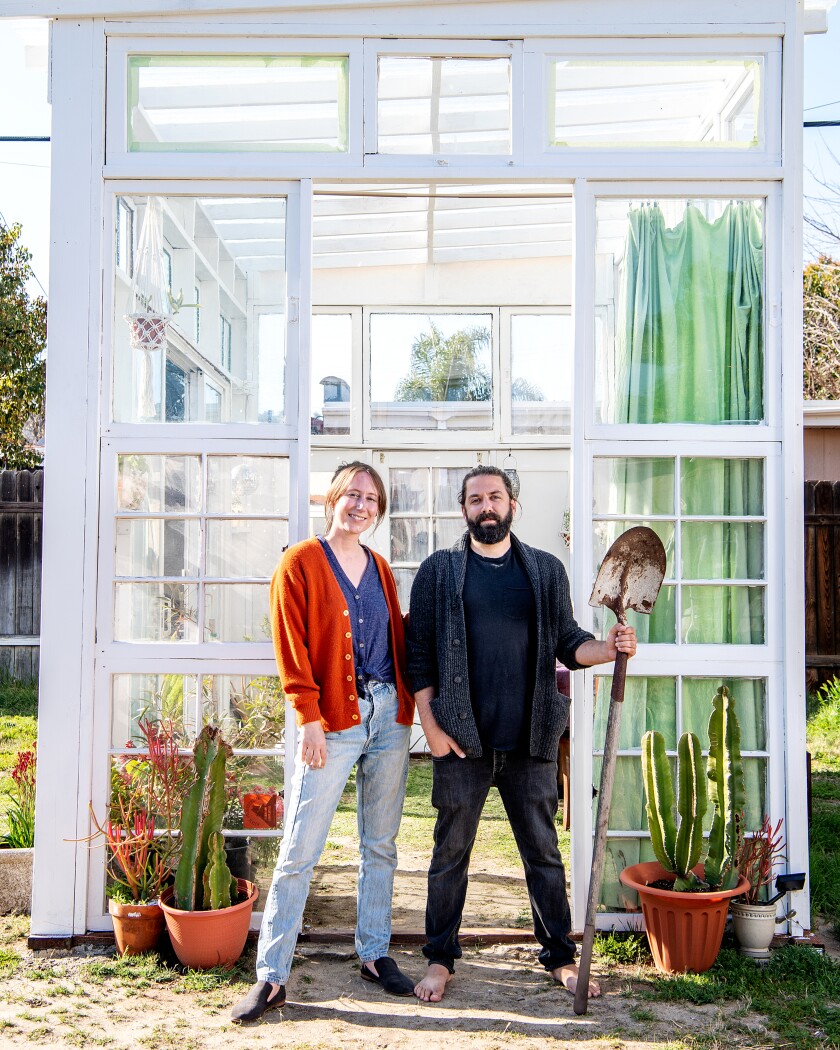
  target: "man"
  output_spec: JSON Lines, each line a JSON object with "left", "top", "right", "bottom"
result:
{"left": 406, "top": 465, "right": 636, "bottom": 1003}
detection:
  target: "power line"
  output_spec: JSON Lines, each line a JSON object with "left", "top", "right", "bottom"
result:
{"left": 805, "top": 99, "right": 840, "bottom": 112}
{"left": 805, "top": 121, "right": 840, "bottom": 128}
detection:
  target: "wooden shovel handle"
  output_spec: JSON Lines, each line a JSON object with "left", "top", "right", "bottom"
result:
{"left": 611, "top": 650, "right": 628, "bottom": 703}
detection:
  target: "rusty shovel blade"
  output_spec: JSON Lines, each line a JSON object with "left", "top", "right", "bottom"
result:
{"left": 589, "top": 525, "right": 667, "bottom": 625}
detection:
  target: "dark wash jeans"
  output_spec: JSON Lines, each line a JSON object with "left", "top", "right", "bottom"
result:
{"left": 423, "top": 748, "right": 577, "bottom": 973}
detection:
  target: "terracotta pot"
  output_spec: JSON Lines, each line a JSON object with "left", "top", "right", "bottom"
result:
{"left": 619, "top": 861, "right": 750, "bottom": 974}
{"left": 108, "top": 898, "right": 166, "bottom": 956}
{"left": 160, "top": 879, "right": 258, "bottom": 970}
{"left": 730, "top": 899, "right": 780, "bottom": 961}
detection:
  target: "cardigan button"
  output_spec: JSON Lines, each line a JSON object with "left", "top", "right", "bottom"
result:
{"left": 345, "top": 653, "right": 351, "bottom": 660}
{"left": 459, "top": 712, "right": 468, "bottom": 719}
{"left": 349, "top": 695, "right": 355, "bottom": 702}
{"left": 345, "top": 632, "right": 351, "bottom": 638}
{"left": 343, "top": 609, "right": 349, "bottom": 616}
{"left": 454, "top": 676, "right": 462, "bottom": 684}
{"left": 351, "top": 714, "right": 359, "bottom": 721}
{"left": 347, "top": 675, "right": 353, "bottom": 682}
{"left": 453, "top": 639, "right": 461, "bottom": 646}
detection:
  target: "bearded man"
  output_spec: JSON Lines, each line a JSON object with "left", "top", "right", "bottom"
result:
{"left": 406, "top": 465, "right": 637, "bottom": 1004}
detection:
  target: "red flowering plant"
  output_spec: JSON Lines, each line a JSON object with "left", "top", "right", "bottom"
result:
{"left": 89, "top": 719, "right": 191, "bottom": 904}
{"left": 2, "top": 744, "right": 37, "bottom": 849}
{"left": 734, "top": 815, "right": 786, "bottom": 904}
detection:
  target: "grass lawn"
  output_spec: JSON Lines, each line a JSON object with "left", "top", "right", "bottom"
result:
{"left": 0, "top": 673, "right": 37, "bottom": 835}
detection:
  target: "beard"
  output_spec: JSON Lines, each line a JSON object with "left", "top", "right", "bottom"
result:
{"left": 465, "top": 506, "right": 514, "bottom": 546}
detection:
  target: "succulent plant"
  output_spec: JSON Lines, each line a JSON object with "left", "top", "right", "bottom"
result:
{"left": 641, "top": 685, "right": 745, "bottom": 891}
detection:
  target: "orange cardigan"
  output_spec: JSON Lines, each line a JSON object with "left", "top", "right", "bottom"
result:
{"left": 270, "top": 537, "right": 415, "bottom": 731}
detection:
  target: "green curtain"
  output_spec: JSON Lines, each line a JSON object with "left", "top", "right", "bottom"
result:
{"left": 596, "top": 201, "right": 766, "bottom": 910}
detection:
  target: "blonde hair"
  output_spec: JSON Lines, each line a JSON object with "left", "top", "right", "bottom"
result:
{"left": 324, "top": 461, "right": 387, "bottom": 532}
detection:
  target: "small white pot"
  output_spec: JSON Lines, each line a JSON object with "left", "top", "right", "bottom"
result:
{"left": 730, "top": 899, "right": 780, "bottom": 961}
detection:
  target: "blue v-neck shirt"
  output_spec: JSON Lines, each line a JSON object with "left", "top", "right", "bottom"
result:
{"left": 318, "top": 536, "right": 395, "bottom": 685}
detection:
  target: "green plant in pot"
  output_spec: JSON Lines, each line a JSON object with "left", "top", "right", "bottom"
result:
{"left": 731, "top": 815, "right": 787, "bottom": 962}
{"left": 619, "top": 685, "right": 751, "bottom": 974}
{"left": 0, "top": 743, "right": 36, "bottom": 915}
{"left": 160, "top": 725, "right": 259, "bottom": 969}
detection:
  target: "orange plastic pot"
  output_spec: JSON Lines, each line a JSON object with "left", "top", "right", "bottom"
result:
{"left": 619, "top": 861, "right": 750, "bottom": 974}
{"left": 108, "top": 899, "right": 166, "bottom": 956}
{"left": 160, "top": 879, "right": 258, "bottom": 970}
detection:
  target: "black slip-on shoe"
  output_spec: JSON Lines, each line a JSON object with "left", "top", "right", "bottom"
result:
{"left": 231, "top": 980, "right": 286, "bottom": 1023}
{"left": 360, "top": 956, "right": 415, "bottom": 996}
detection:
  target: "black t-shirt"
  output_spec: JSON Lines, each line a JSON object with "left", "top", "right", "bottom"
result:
{"left": 462, "top": 543, "right": 536, "bottom": 751}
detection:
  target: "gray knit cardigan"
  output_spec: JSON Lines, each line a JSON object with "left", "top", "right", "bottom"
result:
{"left": 406, "top": 532, "right": 594, "bottom": 760}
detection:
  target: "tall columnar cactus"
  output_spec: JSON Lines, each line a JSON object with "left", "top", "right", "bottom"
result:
{"left": 704, "top": 685, "right": 745, "bottom": 890}
{"left": 173, "top": 726, "right": 235, "bottom": 911}
{"left": 641, "top": 730, "right": 707, "bottom": 891}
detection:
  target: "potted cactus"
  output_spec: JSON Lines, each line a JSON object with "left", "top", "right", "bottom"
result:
{"left": 159, "top": 726, "right": 259, "bottom": 969}
{"left": 619, "top": 685, "right": 751, "bottom": 974}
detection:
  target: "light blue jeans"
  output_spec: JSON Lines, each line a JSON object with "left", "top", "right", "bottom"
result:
{"left": 256, "top": 681, "right": 410, "bottom": 984}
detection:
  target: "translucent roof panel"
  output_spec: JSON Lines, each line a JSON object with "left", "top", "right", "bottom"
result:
{"left": 127, "top": 55, "right": 349, "bottom": 153}
{"left": 551, "top": 57, "right": 762, "bottom": 148}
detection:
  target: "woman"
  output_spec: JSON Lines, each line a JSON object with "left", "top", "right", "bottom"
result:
{"left": 232, "top": 462, "right": 416, "bottom": 1024}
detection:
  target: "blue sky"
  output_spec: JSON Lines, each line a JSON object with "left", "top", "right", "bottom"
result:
{"left": 1, "top": 12, "right": 839, "bottom": 295}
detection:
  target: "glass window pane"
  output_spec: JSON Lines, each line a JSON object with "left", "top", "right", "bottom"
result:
{"left": 201, "top": 675, "right": 285, "bottom": 750}
{"left": 311, "top": 315, "right": 352, "bottom": 436}
{"left": 390, "top": 468, "right": 429, "bottom": 514}
{"left": 206, "top": 519, "right": 288, "bottom": 578}
{"left": 433, "top": 518, "right": 465, "bottom": 551}
{"left": 113, "top": 196, "right": 286, "bottom": 424}
{"left": 594, "top": 584, "right": 676, "bottom": 644}
{"left": 592, "top": 458, "right": 675, "bottom": 515}
{"left": 205, "top": 583, "right": 271, "bottom": 642}
{"left": 681, "top": 585, "right": 764, "bottom": 644}
{"left": 377, "top": 56, "right": 511, "bottom": 155}
{"left": 393, "top": 568, "right": 415, "bottom": 610}
{"left": 115, "top": 518, "right": 200, "bottom": 578}
{"left": 601, "top": 837, "right": 658, "bottom": 911}
{"left": 682, "top": 522, "right": 765, "bottom": 580}
{"left": 592, "top": 756, "right": 646, "bottom": 830}
{"left": 127, "top": 55, "right": 349, "bottom": 153}
{"left": 510, "top": 315, "right": 573, "bottom": 435}
{"left": 594, "top": 199, "right": 764, "bottom": 425}
{"left": 593, "top": 519, "right": 675, "bottom": 579}
{"left": 370, "top": 313, "right": 493, "bottom": 431}
{"left": 551, "top": 57, "right": 762, "bottom": 148}
{"left": 593, "top": 676, "right": 677, "bottom": 751}
{"left": 117, "top": 454, "right": 201, "bottom": 513}
{"left": 682, "top": 678, "right": 766, "bottom": 752}
{"left": 111, "top": 673, "right": 199, "bottom": 747}
{"left": 114, "top": 583, "right": 199, "bottom": 642}
{"left": 390, "top": 519, "right": 429, "bottom": 564}
{"left": 433, "top": 467, "right": 467, "bottom": 512}
{"left": 681, "top": 458, "right": 764, "bottom": 515}
{"left": 206, "top": 456, "right": 290, "bottom": 515}
{"left": 224, "top": 755, "right": 285, "bottom": 830}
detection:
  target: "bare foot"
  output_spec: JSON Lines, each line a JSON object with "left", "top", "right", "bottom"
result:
{"left": 414, "top": 963, "right": 452, "bottom": 1002}
{"left": 551, "top": 962, "right": 601, "bottom": 999}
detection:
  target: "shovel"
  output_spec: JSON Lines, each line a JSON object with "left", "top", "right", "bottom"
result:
{"left": 573, "top": 525, "right": 667, "bottom": 1016}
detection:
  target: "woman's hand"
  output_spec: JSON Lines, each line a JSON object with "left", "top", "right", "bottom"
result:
{"left": 299, "top": 721, "right": 327, "bottom": 769}
{"left": 605, "top": 624, "right": 637, "bottom": 659}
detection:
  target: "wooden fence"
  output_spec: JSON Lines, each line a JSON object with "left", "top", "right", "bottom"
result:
{"left": 0, "top": 469, "right": 43, "bottom": 680}
{"left": 805, "top": 479, "right": 840, "bottom": 689}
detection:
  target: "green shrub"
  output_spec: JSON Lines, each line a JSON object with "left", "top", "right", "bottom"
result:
{"left": 807, "top": 677, "right": 840, "bottom": 772}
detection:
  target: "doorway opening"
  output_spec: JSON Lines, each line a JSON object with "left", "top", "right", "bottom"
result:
{"left": 305, "top": 182, "right": 576, "bottom": 934}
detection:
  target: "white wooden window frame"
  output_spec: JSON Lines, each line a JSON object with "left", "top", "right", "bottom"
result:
{"left": 102, "top": 180, "right": 304, "bottom": 442}
{"left": 578, "top": 181, "right": 782, "bottom": 444}
{"left": 362, "top": 38, "right": 524, "bottom": 168}
{"left": 523, "top": 36, "right": 782, "bottom": 170}
{"left": 104, "top": 36, "right": 364, "bottom": 175}
{"left": 86, "top": 656, "right": 283, "bottom": 930}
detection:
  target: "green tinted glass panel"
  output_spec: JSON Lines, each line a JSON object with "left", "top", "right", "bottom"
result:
{"left": 682, "top": 678, "right": 766, "bottom": 752}
{"left": 595, "top": 584, "right": 676, "bottom": 644}
{"left": 681, "top": 522, "right": 765, "bottom": 580}
{"left": 681, "top": 586, "right": 764, "bottom": 643}
{"left": 128, "top": 55, "right": 349, "bottom": 153}
{"left": 681, "top": 458, "right": 764, "bottom": 515}
{"left": 600, "top": 837, "right": 658, "bottom": 912}
{"left": 592, "top": 756, "right": 646, "bottom": 831}
{"left": 593, "top": 458, "right": 674, "bottom": 515}
{"left": 593, "top": 519, "right": 675, "bottom": 579}
{"left": 593, "top": 676, "right": 677, "bottom": 751}
{"left": 111, "top": 673, "right": 199, "bottom": 747}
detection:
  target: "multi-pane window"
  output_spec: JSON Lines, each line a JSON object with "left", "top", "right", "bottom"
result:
{"left": 219, "top": 315, "right": 232, "bottom": 371}
{"left": 389, "top": 466, "right": 469, "bottom": 607}
{"left": 115, "top": 197, "right": 134, "bottom": 275}
{"left": 510, "top": 313, "right": 573, "bottom": 435}
{"left": 311, "top": 314, "right": 352, "bottom": 436}
{"left": 592, "top": 673, "right": 767, "bottom": 910}
{"left": 592, "top": 456, "right": 765, "bottom": 645}
{"left": 113, "top": 453, "right": 289, "bottom": 644}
